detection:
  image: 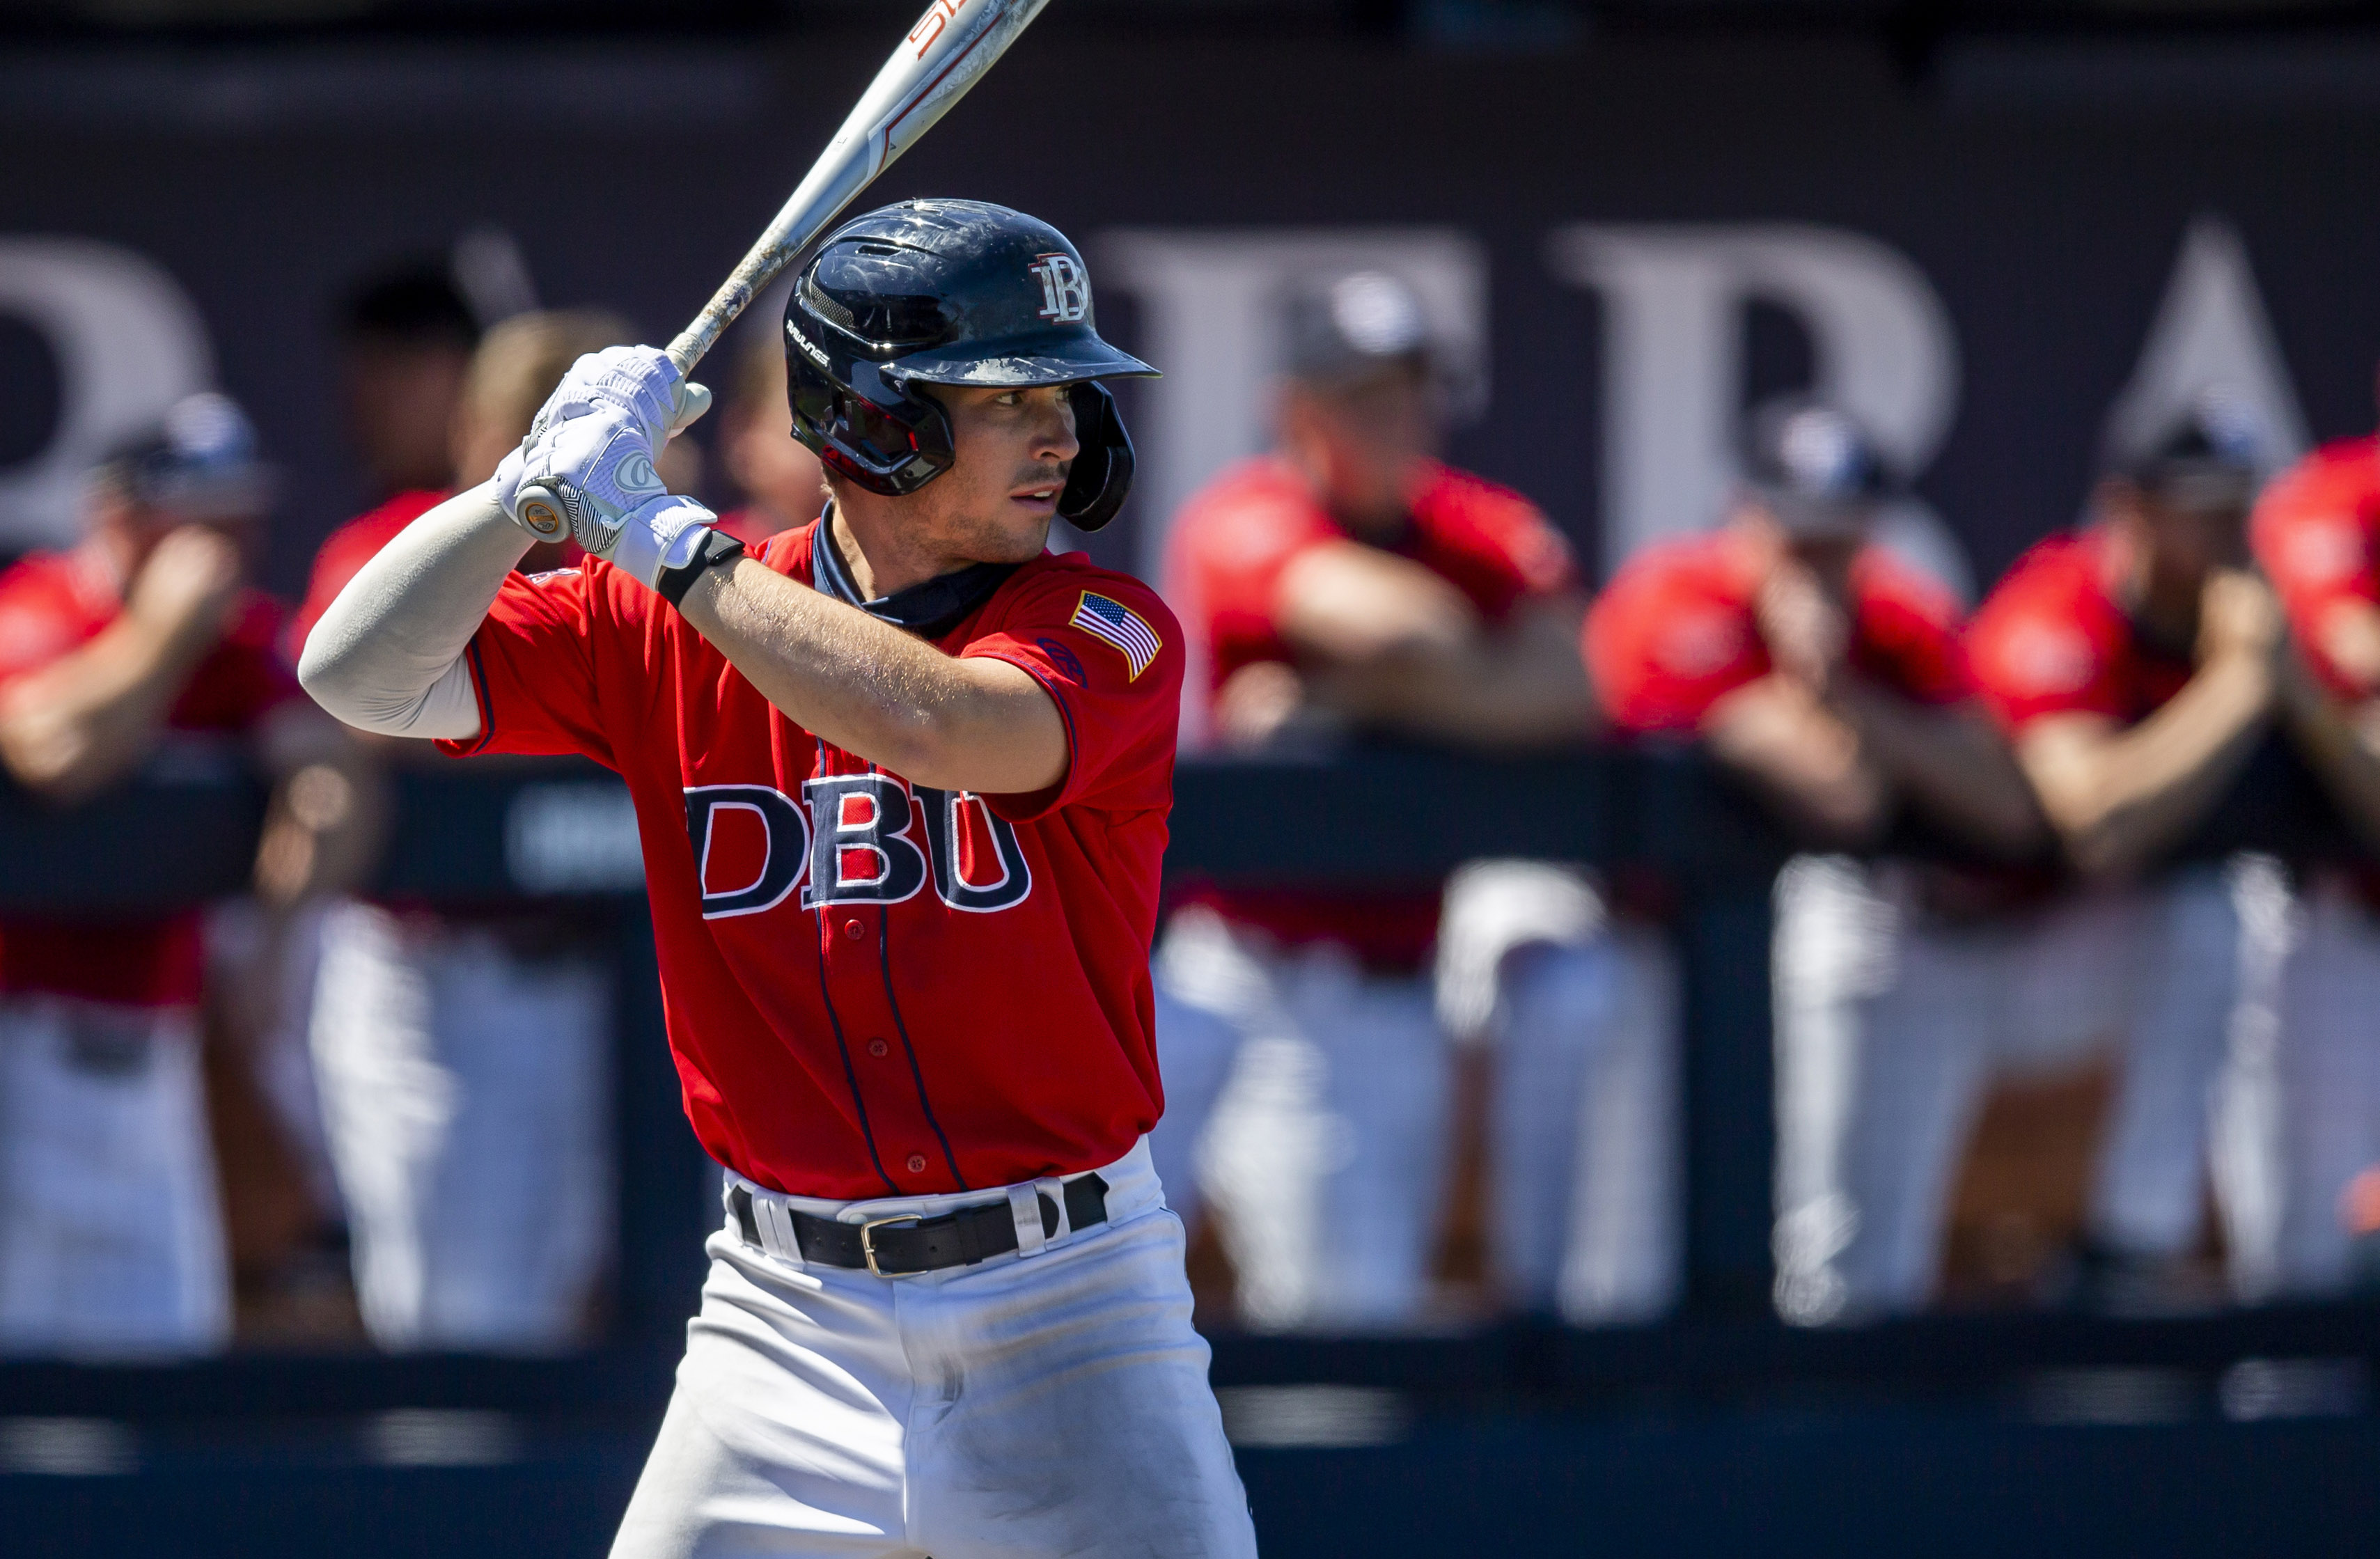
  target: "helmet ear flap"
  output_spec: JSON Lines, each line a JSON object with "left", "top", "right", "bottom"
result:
{"left": 784, "top": 347, "right": 954, "bottom": 497}
{"left": 1058, "top": 381, "right": 1135, "bottom": 533}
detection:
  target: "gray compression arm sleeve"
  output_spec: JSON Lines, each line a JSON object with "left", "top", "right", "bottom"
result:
{"left": 297, "top": 485, "right": 534, "bottom": 740}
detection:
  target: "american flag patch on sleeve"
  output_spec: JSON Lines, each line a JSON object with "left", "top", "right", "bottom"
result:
{"left": 1070, "top": 590, "right": 1161, "bottom": 681}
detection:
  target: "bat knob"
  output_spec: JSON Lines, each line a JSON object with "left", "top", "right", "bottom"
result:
{"left": 514, "top": 483, "right": 572, "bottom": 543}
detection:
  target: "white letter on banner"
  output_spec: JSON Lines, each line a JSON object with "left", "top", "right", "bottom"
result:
{"left": 1096, "top": 229, "right": 1491, "bottom": 583}
{"left": 1550, "top": 224, "right": 1969, "bottom": 597}
{"left": 0, "top": 237, "right": 214, "bottom": 551}
{"left": 2102, "top": 215, "right": 2307, "bottom": 478}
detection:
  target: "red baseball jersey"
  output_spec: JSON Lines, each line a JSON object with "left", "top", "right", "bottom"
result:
{"left": 290, "top": 488, "right": 446, "bottom": 657}
{"left": 1965, "top": 526, "right": 2192, "bottom": 733}
{"left": 0, "top": 546, "right": 301, "bottom": 1007}
{"left": 2253, "top": 435, "right": 2380, "bottom": 699}
{"left": 1168, "top": 455, "right": 1577, "bottom": 702}
{"left": 437, "top": 519, "right": 1184, "bottom": 1200}
{"left": 1584, "top": 529, "right": 1972, "bottom": 735}
{"left": 1164, "top": 455, "right": 1577, "bottom": 968}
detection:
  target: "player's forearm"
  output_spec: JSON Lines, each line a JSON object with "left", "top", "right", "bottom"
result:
{"left": 1313, "top": 641, "right": 1596, "bottom": 749}
{"left": 1702, "top": 676, "right": 1890, "bottom": 846}
{"left": 1305, "top": 599, "right": 1597, "bottom": 750}
{"left": 679, "top": 558, "right": 1067, "bottom": 794}
{"left": 0, "top": 611, "right": 215, "bottom": 801}
{"left": 298, "top": 485, "right": 527, "bottom": 739}
{"left": 2028, "top": 655, "right": 2273, "bottom": 877}
{"left": 1830, "top": 686, "right": 2046, "bottom": 859}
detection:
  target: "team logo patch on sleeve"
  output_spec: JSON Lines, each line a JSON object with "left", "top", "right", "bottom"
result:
{"left": 1070, "top": 591, "right": 1161, "bottom": 680}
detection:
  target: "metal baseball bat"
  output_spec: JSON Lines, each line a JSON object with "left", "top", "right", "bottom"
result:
{"left": 513, "top": 0, "right": 1056, "bottom": 542}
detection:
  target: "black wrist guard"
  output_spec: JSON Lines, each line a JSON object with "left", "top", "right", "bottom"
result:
{"left": 655, "top": 527, "right": 746, "bottom": 608}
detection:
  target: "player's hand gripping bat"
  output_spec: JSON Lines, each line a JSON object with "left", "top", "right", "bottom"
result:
{"left": 510, "top": 0, "right": 1056, "bottom": 542}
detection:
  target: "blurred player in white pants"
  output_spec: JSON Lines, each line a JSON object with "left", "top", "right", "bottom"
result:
{"left": 1927, "top": 399, "right": 2293, "bottom": 1312}
{"left": 0, "top": 398, "right": 370, "bottom": 1354}
{"left": 2248, "top": 403, "right": 2380, "bottom": 1295}
{"left": 308, "top": 902, "right": 609, "bottom": 1345}
{"left": 293, "top": 310, "right": 648, "bottom": 1350}
{"left": 1585, "top": 400, "right": 2049, "bottom": 1324}
{"left": 1831, "top": 868, "right": 2256, "bottom": 1312}
{"left": 1436, "top": 861, "right": 1682, "bottom": 1322}
{"left": 1156, "top": 271, "right": 1594, "bottom": 1329}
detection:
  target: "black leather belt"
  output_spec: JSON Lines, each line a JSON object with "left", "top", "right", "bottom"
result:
{"left": 729, "top": 1173, "right": 1110, "bottom": 1278}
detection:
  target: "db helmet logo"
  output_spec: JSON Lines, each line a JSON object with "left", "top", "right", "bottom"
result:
{"left": 1029, "top": 252, "right": 1090, "bottom": 323}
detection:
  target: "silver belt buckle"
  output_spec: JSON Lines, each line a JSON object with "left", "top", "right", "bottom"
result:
{"left": 859, "top": 1214, "right": 925, "bottom": 1278}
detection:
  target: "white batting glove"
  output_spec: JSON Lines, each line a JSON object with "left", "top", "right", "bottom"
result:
{"left": 533, "top": 345, "right": 707, "bottom": 451}
{"left": 593, "top": 493, "right": 722, "bottom": 593}
{"left": 491, "top": 345, "right": 711, "bottom": 541}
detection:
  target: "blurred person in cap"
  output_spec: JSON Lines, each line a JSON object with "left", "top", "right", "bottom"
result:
{"left": 0, "top": 394, "right": 373, "bottom": 1354}
{"left": 203, "top": 261, "right": 491, "bottom": 1291}
{"left": 1158, "top": 269, "right": 1601, "bottom": 1329}
{"left": 291, "top": 309, "right": 646, "bottom": 1352}
{"left": 710, "top": 332, "right": 827, "bottom": 549}
{"left": 2246, "top": 376, "right": 2380, "bottom": 1296}
{"left": 338, "top": 262, "right": 483, "bottom": 504}
{"left": 1586, "top": 398, "right": 2046, "bottom": 1324}
{"left": 1863, "top": 393, "right": 2296, "bottom": 1315}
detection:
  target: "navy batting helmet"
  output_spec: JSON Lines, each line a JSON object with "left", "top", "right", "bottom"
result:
{"left": 783, "top": 198, "right": 1157, "bottom": 531}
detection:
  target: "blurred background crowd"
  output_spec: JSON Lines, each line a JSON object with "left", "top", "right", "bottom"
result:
{"left": 8, "top": 3, "right": 2380, "bottom": 1397}
{"left": 11, "top": 219, "right": 2380, "bottom": 1363}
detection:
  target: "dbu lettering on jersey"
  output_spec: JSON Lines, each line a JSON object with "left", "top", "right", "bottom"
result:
{"left": 686, "top": 778, "right": 1032, "bottom": 919}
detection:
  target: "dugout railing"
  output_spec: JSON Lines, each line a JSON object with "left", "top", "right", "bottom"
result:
{"left": 3, "top": 737, "right": 2379, "bottom": 1426}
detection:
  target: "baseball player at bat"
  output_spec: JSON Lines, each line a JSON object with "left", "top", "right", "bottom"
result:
{"left": 299, "top": 201, "right": 1256, "bottom": 1556}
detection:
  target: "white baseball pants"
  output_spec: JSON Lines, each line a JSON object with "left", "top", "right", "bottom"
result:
{"left": 308, "top": 900, "right": 611, "bottom": 1351}
{"left": 1486, "top": 927, "right": 1682, "bottom": 1323}
{"left": 0, "top": 996, "right": 228, "bottom": 1356}
{"left": 1153, "top": 909, "right": 1449, "bottom": 1330}
{"left": 1827, "top": 864, "right": 2248, "bottom": 1315}
{"left": 609, "top": 1138, "right": 1257, "bottom": 1559}
{"left": 2274, "top": 874, "right": 2380, "bottom": 1294}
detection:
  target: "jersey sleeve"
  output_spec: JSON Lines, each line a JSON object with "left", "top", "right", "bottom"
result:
{"left": 1581, "top": 546, "right": 1761, "bottom": 734}
{"left": 1963, "top": 551, "right": 2125, "bottom": 731}
{"left": 0, "top": 570, "right": 79, "bottom": 696}
{"left": 2252, "top": 453, "right": 2380, "bottom": 691}
{"left": 962, "top": 567, "right": 1184, "bottom": 822}
{"left": 1850, "top": 553, "right": 1973, "bottom": 707}
{"left": 434, "top": 564, "right": 626, "bottom": 765}
{"left": 1421, "top": 469, "right": 1579, "bottom": 618}
{"left": 170, "top": 594, "right": 305, "bottom": 733}
{"left": 1166, "top": 478, "right": 1338, "bottom": 660}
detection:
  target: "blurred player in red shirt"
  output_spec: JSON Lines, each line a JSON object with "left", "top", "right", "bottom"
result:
{"left": 1161, "top": 269, "right": 1599, "bottom": 1327}
{"left": 1587, "top": 399, "right": 2044, "bottom": 1322}
{"left": 338, "top": 263, "right": 481, "bottom": 506}
{"left": 1918, "top": 398, "right": 2289, "bottom": 1313}
{"left": 710, "top": 334, "right": 827, "bottom": 549}
{"left": 2249, "top": 398, "right": 2380, "bottom": 1295}
{"left": 295, "top": 307, "right": 645, "bottom": 1352}
{"left": 0, "top": 395, "right": 368, "bottom": 1354}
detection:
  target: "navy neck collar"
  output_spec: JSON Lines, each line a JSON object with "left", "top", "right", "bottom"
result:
{"left": 809, "top": 508, "right": 1022, "bottom": 640}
